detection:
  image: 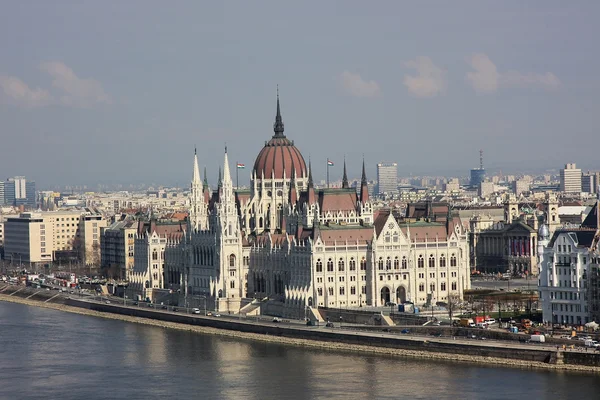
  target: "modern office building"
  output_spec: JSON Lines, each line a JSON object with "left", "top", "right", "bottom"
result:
{"left": 2, "top": 176, "right": 36, "bottom": 208}
{"left": 101, "top": 218, "right": 138, "bottom": 279}
{"left": 512, "top": 179, "right": 531, "bottom": 196}
{"left": 470, "top": 149, "right": 486, "bottom": 188}
{"left": 582, "top": 172, "right": 599, "bottom": 194}
{"left": 3, "top": 210, "right": 106, "bottom": 267}
{"left": 560, "top": 163, "right": 582, "bottom": 193}
{"left": 0, "top": 181, "right": 4, "bottom": 206}
{"left": 376, "top": 162, "right": 398, "bottom": 195}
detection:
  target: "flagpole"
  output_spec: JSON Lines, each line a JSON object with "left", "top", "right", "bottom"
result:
{"left": 327, "top": 160, "right": 329, "bottom": 188}
{"left": 236, "top": 161, "right": 239, "bottom": 189}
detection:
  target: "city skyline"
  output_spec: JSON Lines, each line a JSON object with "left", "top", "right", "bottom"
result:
{"left": 1, "top": 2, "right": 599, "bottom": 187}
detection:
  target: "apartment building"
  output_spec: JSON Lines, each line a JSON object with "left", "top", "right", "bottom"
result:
{"left": 3, "top": 210, "right": 106, "bottom": 267}
{"left": 560, "top": 163, "right": 582, "bottom": 193}
{"left": 101, "top": 219, "right": 137, "bottom": 279}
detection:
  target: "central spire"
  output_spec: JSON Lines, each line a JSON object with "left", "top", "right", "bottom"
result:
{"left": 273, "top": 85, "right": 285, "bottom": 137}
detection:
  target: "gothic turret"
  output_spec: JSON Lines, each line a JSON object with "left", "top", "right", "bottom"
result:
{"left": 360, "top": 158, "right": 369, "bottom": 204}
{"left": 342, "top": 157, "right": 349, "bottom": 189}
{"left": 189, "top": 148, "right": 208, "bottom": 232}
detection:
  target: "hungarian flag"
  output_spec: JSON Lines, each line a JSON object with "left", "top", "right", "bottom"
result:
{"left": 327, "top": 159, "right": 334, "bottom": 166}
{"left": 236, "top": 163, "right": 245, "bottom": 169}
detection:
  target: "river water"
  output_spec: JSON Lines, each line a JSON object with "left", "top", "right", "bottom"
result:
{"left": 0, "top": 301, "right": 598, "bottom": 400}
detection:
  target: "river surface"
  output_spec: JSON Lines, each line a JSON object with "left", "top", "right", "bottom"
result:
{"left": 0, "top": 301, "right": 598, "bottom": 400}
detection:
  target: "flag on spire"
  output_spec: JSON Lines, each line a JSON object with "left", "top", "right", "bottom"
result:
{"left": 236, "top": 163, "right": 245, "bottom": 169}
{"left": 327, "top": 159, "right": 334, "bottom": 166}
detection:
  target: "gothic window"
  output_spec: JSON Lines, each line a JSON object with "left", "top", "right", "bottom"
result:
{"left": 429, "top": 255, "right": 435, "bottom": 268}
{"left": 362, "top": 286, "right": 367, "bottom": 294}
{"left": 338, "top": 259, "right": 345, "bottom": 272}
{"left": 386, "top": 257, "right": 392, "bottom": 270}
{"left": 430, "top": 283, "right": 435, "bottom": 293}
{"left": 328, "top": 287, "right": 334, "bottom": 296}
{"left": 451, "top": 282, "right": 457, "bottom": 291}
{"left": 360, "top": 258, "right": 367, "bottom": 271}
{"left": 402, "top": 256, "right": 407, "bottom": 269}
{"left": 351, "top": 286, "right": 356, "bottom": 295}
{"left": 378, "top": 257, "right": 384, "bottom": 270}
{"left": 339, "top": 286, "right": 345, "bottom": 295}
{"left": 152, "top": 251, "right": 158, "bottom": 261}
{"left": 385, "top": 233, "right": 391, "bottom": 243}
{"left": 419, "top": 283, "right": 425, "bottom": 292}
{"left": 418, "top": 255, "right": 424, "bottom": 268}
{"left": 229, "top": 254, "right": 236, "bottom": 267}
{"left": 394, "top": 257, "right": 399, "bottom": 270}
{"left": 259, "top": 217, "right": 263, "bottom": 228}
{"left": 318, "top": 288, "right": 323, "bottom": 296}
{"left": 441, "top": 282, "right": 446, "bottom": 291}
{"left": 349, "top": 258, "right": 356, "bottom": 271}
{"left": 440, "top": 255, "right": 446, "bottom": 267}
{"left": 230, "top": 281, "right": 235, "bottom": 289}
{"left": 393, "top": 233, "right": 399, "bottom": 243}
{"left": 450, "top": 254, "right": 457, "bottom": 267}
{"left": 327, "top": 259, "right": 334, "bottom": 272}
{"left": 316, "top": 259, "right": 323, "bottom": 272}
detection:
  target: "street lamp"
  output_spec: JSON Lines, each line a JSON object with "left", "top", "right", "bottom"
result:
{"left": 340, "top": 316, "right": 343, "bottom": 328}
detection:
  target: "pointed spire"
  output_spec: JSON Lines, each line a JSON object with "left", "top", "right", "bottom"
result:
{"left": 307, "top": 158, "right": 316, "bottom": 204}
{"left": 289, "top": 168, "right": 298, "bottom": 205}
{"left": 360, "top": 157, "right": 369, "bottom": 204}
{"left": 308, "top": 158, "right": 314, "bottom": 188}
{"left": 218, "top": 166, "right": 222, "bottom": 188}
{"left": 192, "top": 148, "right": 201, "bottom": 184}
{"left": 203, "top": 166, "right": 208, "bottom": 191}
{"left": 342, "top": 156, "right": 349, "bottom": 189}
{"left": 273, "top": 85, "right": 285, "bottom": 137}
{"left": 222, "top": 145, "right": 232, "bottom": 185}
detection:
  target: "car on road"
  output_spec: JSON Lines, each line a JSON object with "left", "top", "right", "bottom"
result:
{"left": 273, "top": 317, "right": 282, "bottom": 323}
{"left": 401, "top": 329, "right": 410, "bottom": 334}
{"left": 192, "top": 308, "right": 201, "bottom": 314}
{"left": 105, "top": 300, "right": 111, "bottom": 304}
{"left": 213, "top": 313, "right": 221, "bottom": 317}
{"left": 325, "top": 322, "right": 335, "bottom": 328}
{"left": 173, "top": 308, "right": 178, "bottom": 312}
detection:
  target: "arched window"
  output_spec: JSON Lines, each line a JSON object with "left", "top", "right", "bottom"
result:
{"left": 349, "top": 258, "right": 356, "bottom": 271}
{"left": 418, "top": 255, "right": 424, "bottom": 268}
{"left": 441, "top": 282, "right": 446, "bottom": 291}
{"left": 338, "top": 259, "right": 345, "bottom": 272}
{"left": 229, "top": 254, "right": 236, "bottom": 267}
{"left": 394, "top": 257, "right": 399, "bottom": 269}
{"left": 360, "top": 257, "right": 367, "bottom": 271}
{"left": 386, "top": 257, "right": 392, "bottom": 270}
{"left": 450, "top": 253, "right": 457, "bottom": 267}
{"left": 429, "top": 255, "right": 435, "bottom": 268}
{"left": 259, "top": 217, "right": 263, "bottom": 228}
{"left": 385, "top": 233, "right": 391, "bottom": 243}
{"left": 440, "top": 255, "right": 446, "bottom": 267}
{"left": 451, "top": 282, "right": 457, "bottom": 291}
{"left": 402, "top": 256, "right": 407, "bottom": 269}
{"left": 327, "top": 259, "right": 334, "bottom": 272}
{"left": 152, "top": 251, "right": 158, "bottom": 261}
{"left": 378, "top": 257, "right": 384, "bottom": 270}
{"left": 419, "top": 283, "right": 425, "bottom": 292}
{"left": 316, "top": 259, "right": 323, "bottom": 272}
{"left": 393, "top": 233, "right": 399, "bottom": 243}
{"left": 430, "top": 283, "right": 435, "bottom": 293}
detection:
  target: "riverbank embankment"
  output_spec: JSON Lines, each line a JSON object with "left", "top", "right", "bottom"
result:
{"left": 1, "top": 288, "right": 599, "bottom": 373}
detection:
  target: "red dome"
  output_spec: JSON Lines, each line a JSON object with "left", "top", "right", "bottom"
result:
{"left": 253, "top": 136, "right": 306, "bottom": 180}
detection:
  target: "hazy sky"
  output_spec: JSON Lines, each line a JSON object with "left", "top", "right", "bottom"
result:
{"left": 1, "top": 1, "right": 598, "bottom": 188}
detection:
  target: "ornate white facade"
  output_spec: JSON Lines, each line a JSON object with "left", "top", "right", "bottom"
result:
{"left": 150, "top": 97, "right": 471, "bottom": 316}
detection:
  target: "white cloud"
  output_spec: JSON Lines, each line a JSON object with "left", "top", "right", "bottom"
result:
{"left": 466, "top": 53, "right": 560, "bottom": 93}
{"left": 40, "top": 61, "right": 112, "bottom": 107}
{"left": 403, "top": 56, "right": 446, "bottom": 98}
{"left": 338, "top": 71, "right": 382, "bottom": 98}
{"left": 0, "top": 75, "right": 53, "bottom": 107}
{"left": 0, "top": 61, "right": 111, "bottom": 108}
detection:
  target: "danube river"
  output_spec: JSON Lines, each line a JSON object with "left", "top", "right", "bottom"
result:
{"left": 1, "top": 302, "right": 598, "bottom": 400}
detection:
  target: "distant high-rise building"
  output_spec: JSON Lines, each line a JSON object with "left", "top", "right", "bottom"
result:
{"left": 560, "top": 163, "right": 582, "bottom": 193}
{"left": 512, "top": 179, "right": 530, "bottom": 196}
{"left": 376, "top": 162, "right": 398, "bottom": 195}
{"left": 470, "top": 149, "right": 486, "bottom": 188}
{"left": 478, "top": 180, "right": 494, "bottom": 198}
{"left": 0, "top": 181, "right": 4, "bottom": 206}
{"left": 582, "top": 172, "right": 599, "bottom": 194}
{"left": 2, "top": 176, "right": 36, "bottom": 208}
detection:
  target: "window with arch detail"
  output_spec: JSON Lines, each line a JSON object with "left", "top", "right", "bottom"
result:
{"left": 349, "top": 258, "right": 356, "bottom": 271}
{"left": 386, "top": 257, "right": 392, "bottom": 270}
{"left": 429, "top": 255, "right": 435, "bottom": 268}
{"left": 418, "top": 255, "right": 424, "bottom": 268}
{"left": 327, "top": 259, "right": 334, "bottom": 272}
{"left": 378, "top": 257, "right": 384, "bottom": 270}
{"left": 360, "top": 258, "right": 367, "bottom": 271}
{"left": 440, "top": 254, "right": 446, "bottom": 267}
{"left": 338, "top": 259, "right": 345, "bottom": 272}
{"left": 393, "top": 257, "right": 399, "bottom": 269}
{"left": 316, "top": 259, "right": 323, "bottom": 272}
{"left": 402, "top": 256, "right": 407, "bottom": 269}
{"left": 450, "top": 254, "right": 457, "bottom": 267}
{"left": 229, "top": 254, "right": 236, "bottom": 267}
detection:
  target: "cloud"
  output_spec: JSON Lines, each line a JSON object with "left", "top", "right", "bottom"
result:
{"left": 0, "top": 62, "right": 111, "bottom": 108}
{"left": 39, "top": 61, "right": 112, "bottom": 107}
{"left": 338, "top": 71, "right": 382, "bottom": 98}
{"left": 0, "top": 75, "right": 53, "bottom": 107}
{"left": 403, "top": 56, "right": 446, "bottom": 98}
{"left": 466, "top": 53, "right": 560, "bottom": 93}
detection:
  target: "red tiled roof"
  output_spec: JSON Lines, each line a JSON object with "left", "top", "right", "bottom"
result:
{"left": 319, "top": 190, "right": 358, "bottom": 213}
{"left": 318, "top": 227, "right": 373, "bottom": 245}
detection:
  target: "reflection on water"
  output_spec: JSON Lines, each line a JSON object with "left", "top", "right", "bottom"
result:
{"left": 0, "top": 301, "right": 598, "bottom": 400}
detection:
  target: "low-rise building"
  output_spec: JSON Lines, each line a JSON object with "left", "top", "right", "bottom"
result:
{"left": 101, "top": 219, "right": 137, "bottom": 279}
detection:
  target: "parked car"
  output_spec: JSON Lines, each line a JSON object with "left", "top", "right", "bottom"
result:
{"left": 273, "top": 317, "right": 282, "bottom": 323}
{"left": 401, "top": 329, "right": 410, "bottom": 334}
{"left": 325, "top": 322, "right": 335, "bottom": 328}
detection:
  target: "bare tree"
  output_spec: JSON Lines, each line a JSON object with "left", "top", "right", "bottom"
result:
{"left": 447, "top": 293, "right": 461, "bottom": 324}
